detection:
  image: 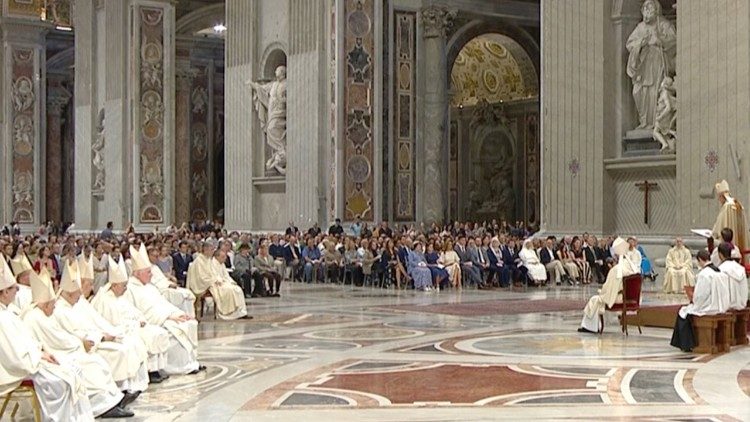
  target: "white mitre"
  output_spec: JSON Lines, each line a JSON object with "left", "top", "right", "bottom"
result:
{"left": 10, "top": 252, "right": 33, "bottom": 276}
{"left": 77, "top": 253, "right": 95, "bottom": 280}
{"left": 612, "top": 237, "right": 629, "bottom": 257}
{"left": 0, "top": 257, "right": 17, "bottom": 291}
{"left": 30, "top": 267, "right": 56, "bottom": 304}
{"left": 107, "top": 256, "right": 128, "bottom": 285}
{"left": 128, "top": 243, "right": 151, "bottom": 272}
{"left": 59, "top": 260, "right": 82, "bottom": 293}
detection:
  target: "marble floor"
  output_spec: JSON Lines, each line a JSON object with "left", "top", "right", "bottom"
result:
{"left": 73, "top": 279, "right": 750, "bottom": 420}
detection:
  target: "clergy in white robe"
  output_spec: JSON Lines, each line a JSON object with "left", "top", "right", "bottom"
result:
{"left": 91, "top": 257, "right": 170, "bottom": 383}
{"left": 0, "top": 255, "right": 94, "bottom": 421}
{"left": 55, "top": 261, "right": 149, "bottom": 393}
{"left": 663, "top": 238, "right": 695, "bottom": 294}
{"left": 187, "top": 243, "right": 249, "bottom": 320}
{"left": 146, "top": 246, "right": 195, "bottom": 317}
{"left": 9, "top": 252, "right": 33, "bottom": 311}
{"left": 717, "top": 243, "right": 749, "bottom": 310}
{"left": 126, "top": 244, "right": 201, "bottom": 375}
{"left": 625, "top": 238, "right": 643, "bottom": 273}
{"left": 519, "top": 239, "right": 547, "bottom": 283}
{"left": 579, "top": 237, "right": 639, "bottom": 333}
{"left": 21, "top": 268, "right": 134, "bottom": 418}
{"left": 671, "top": 250, "right": 731, "bottom": 351}
{"left": 710, "top": 227, "right": 743, "bottom": 267}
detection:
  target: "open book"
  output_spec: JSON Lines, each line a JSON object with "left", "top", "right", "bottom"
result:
{"left": 690, "top": 229, "right": 712, "bottom": 239}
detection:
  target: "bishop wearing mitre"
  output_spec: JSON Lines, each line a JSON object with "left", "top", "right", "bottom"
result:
{"left": 21, "top": 267, "right": 135, "bottom": 418}
{"left": 125, "top": 243, "right": 203, "bottom": 375}
{"left": 712, "top": 180, "right": 748, "bottom": 257}
{"left": 0, "top": 256, "right": 95, "bottom": 421}
{"left": 92, "top": 257, "right": 172, "bottom": 384}
{"left": 579, "top": 237, "right": 640, "bottom": 333}
{"left": 10, "top": 251, "right": 34, "bottom": 311}
{"left": 55, "top": 259, "right": 149, "bottom": 395}
{"left": 146, "top": 246, "right": 196, "bottom": 317}
{"left": 187, "top": 241, "right": 250, "bottom": 320}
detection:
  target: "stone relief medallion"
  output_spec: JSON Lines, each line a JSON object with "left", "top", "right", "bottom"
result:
{"left": 141, "top": 90, "right": 164, "bottom": 140}
{"left": 705, "top": 150, "right": 719, "bottom": 173}
{"left": 140, "top": 154, "right": 164, "bottom": 198}
{"left": 191, "top": 124, "right": 208, "bottom": 161}
{"left": 398, "top": 63, "right": 411, "bottom": 90}
{"left": 12, "top": 170, "right": 33, "bottom": 206}
{"left": 568, "top": 158, "right": 581, "bottom": 177}
{"left": 12, "top": 49, "right": 32, "bottom": 64}
{"left": 191, "top": 170, "right": 208, "bottom": 199}
{"left": 140, "top": 204, "right": 162, "bottom": 223}
{"left": 347, "top": 6, "right": 372, "bottom": 37}
{"left": 12, "top": 115, "right": 33, "bottom": 155}
{"left": 398, "top": 143, "right": 411, "bottom": 171}
{"left": 140, "top": 8, "right": 163, "bottom": 26}
{"left": 484, "top": 70, "right": 499, "bottom": 94}
{"left": 346, "top": 155, "right": 371, "bottom": 184}
{"left": 141, "top": 42, "right": 163, "bottom": 64}
{"left": 191, "top": 86, "right": 208, "bottom": 115}
{"left": 12, "top": 76, "right": 34, "bottom": 112}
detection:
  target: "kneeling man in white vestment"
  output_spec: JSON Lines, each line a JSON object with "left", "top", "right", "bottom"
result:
{"left": 0, "top": 257, "right": 95, "bottom": 421}
{"left": 717, "top": 242, "right": 750, "bottom": 310}
{"left": 55, "top": 260, "right": 149, "bottom": 394}
{"left": 126, "top": 244, "right": 203, "bottom": 375}
{"left": 21, "top": 268, "right": 135, "bottom": 418}
{"left": 670, "top": 250, "right": 730, "bottom": 351}
{"left": 187, "top": 242, "right": 250, "bottom": 320}
{"left": 579, "top": 237, "right": 639, "bottom": 333}
{"left": 92, "top": 257, "right": 172, "bottom": 384}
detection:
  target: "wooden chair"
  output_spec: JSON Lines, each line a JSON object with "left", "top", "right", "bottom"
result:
{"left": 194, "top": 290, "right": 216, "bottom": 320}
{"left": 692, "top": 313, "right": 735, "bottom": 353}
{"left": 0, "top": 379, "right": 42, "bottom": 422}
{"left": 599, "top": 274, "right": 643, "bottom": 335}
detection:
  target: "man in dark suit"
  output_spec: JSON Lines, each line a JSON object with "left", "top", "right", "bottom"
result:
{"left": 283, "top": 236, "right": 303, "bottom": 281}
{"left": 328, "top": 218, "right": 344, "bottom": 236}
{"left": 468, "top": 238, "right": 490, "bottom": 289}
{"left": 172, "top": 241, "right": 193, "bottom": 288}
{"left": 584, "top": 236, "right": 604, "bottom": 284}
{"left": 540, "top": 237, "right": 569, "bottom": 285}
{"left": 285, "top": 221, "right": 299, "bottom": 236}
{"left": 487, "top": 238, "right": 510, "bottom": 287}
{"left": 454, "top": 235, "right": 482, "bottom": 286}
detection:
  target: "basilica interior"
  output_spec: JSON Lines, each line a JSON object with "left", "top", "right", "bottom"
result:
{"left": 2, "top": 0, "right": 750, "bottom": 421}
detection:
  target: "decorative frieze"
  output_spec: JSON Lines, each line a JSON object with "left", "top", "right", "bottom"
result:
{"left": 9, "top": 47, "right": 37, "bottom": 224}
{"left": 393, "top": 11, "right": 416, "bottom": 221}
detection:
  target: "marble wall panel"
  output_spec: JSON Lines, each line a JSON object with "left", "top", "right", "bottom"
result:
{"left": 392, "top": 11, "right": 415, "bottom": 221}
{"left": 9, "top": 47, "right": 37, "bottom": 224}
{"left": 190, "top": 63, "right": 211, "bottom": 222}
{"left": 343, "top": 0, "right": 375, "bottom": 221}
{"left": 611, "top": 168, "right": 677, "bottom": 236}
{"left": 136, "top": 6, "right": 167, "bottom": 224}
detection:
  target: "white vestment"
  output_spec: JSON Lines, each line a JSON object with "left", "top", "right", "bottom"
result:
{"left": 187, "top": 254, "right": 248, "bottom": 320}
{"left": 54, "top": 298, "right": 148, "bottom": 392}
{"left": 663, "top": 246, "right": 695, "bottom": 293}
{"left": 678, "top": 265, "right": 730, "bottom": 318}
{"left": 91, "top": 288, "right": 169, "bottom": 373}
{"left": 125, "top": 277, "right": 199, "bottom": 374}
{"left": 710, "top": 245, "right": 741, "bottom": 267}
{"left": 519, "top": 248, "right": 547, "bottom": 281}
{"left": 22, "top": 306, "right": 123, "bottom": 417}
{"left": 581, "top": 256, "right": 639, "bottom": 332}
{"left": 150, "top": 264, "right": 196, "bottom": 317}
{"left": 625, "top": 249, "right": 642, "bottom": 273}
{"left": 13, "top": 283, "right": 32, "bottom": 311}
{"left": 0, "top": 304, "right": 93, "bottom": 422}
{"left": 719, "top": 260, "right": 749, "bottom": 310}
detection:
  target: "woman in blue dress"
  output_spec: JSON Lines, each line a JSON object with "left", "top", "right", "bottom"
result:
{"left": 637, "top": 243, "right": 658, "bottom": 281}
{"left": 407, "top": 242, "right": 435, "bottom": 291}
{"left": 425, "top": 242, "right": 449, "bottom": 290}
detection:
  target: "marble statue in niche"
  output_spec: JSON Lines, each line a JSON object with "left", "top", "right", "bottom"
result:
{"left": 92, "top": 108, "right": 106, "bottom": 196}
{"left": 626, "top": 0, "right": 676, "bottom": 130}
{"left": 247, "top": 66, "right": 287, "bottom": 176}
{"left": 653, "top": 76, "right": 677, "bottom": 151}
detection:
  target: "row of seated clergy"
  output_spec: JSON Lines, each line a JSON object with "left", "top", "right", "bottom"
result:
{"left": 18, "top": 261, "right": 133, "bottom": 419}
{"left": 186, "top": 242, "right": 250, "bottom": 320}
{"left": 0, "top": 263, "right": 97, "bottom": 421}
{"left": 670, "top": 249, "right": 733, "bottom": 351}
{"left": 578, "top": 237, "right": 638, "bottom": 334}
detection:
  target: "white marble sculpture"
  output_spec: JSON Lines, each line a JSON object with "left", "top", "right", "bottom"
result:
{"left": 653, "top": 76, "right": 677, "bottom": 152}
{"left": 626, "top": 0, "right": 676, "bottom": 130}
{"left": 247, "top": 66, "right": 287, "bottom": 175}
{"left": 92, "top": 109, "right": 106, "bottom": 196}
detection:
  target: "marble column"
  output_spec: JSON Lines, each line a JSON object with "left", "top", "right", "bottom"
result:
{"left": 45, "top": 78, "right": 72, "bottom": 224}
{"left": 420, "top": 6, "right": 455, "bottom": 223}
{"left": 1, "top": 18, "right": 50, "bottom": 228}
{"left": 174, "top": 60, "right": 195, "bottom": 225}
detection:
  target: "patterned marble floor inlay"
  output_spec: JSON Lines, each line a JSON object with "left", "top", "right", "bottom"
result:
{"left": 71, "top": 283, "right": 750, "bottom": 421}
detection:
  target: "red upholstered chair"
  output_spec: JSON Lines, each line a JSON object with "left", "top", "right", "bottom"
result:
{"left": 599, "top": 274, "right": 643, "bottom": 336}
{"left": 740, "top": 249, "right": 750, "bottom": 276}
{"left": 0, "top": 379, "right": 42, "bottom": 421}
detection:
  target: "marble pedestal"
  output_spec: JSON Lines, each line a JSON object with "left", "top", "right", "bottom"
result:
{"left": 622, "top": 129, "right": 663, "bottom": 157}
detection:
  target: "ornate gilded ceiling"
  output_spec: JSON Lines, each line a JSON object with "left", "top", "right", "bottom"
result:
{"left": 450, "top": 33, "right": 538, "bottom": 108}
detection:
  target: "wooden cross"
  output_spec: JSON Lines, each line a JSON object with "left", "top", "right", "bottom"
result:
{"left": 635, "top": 180, "right": 659, "bottom": 225}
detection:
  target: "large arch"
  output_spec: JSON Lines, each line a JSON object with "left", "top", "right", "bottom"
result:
{"left": 176, "top": 3, "right": 225, "bottom": 37}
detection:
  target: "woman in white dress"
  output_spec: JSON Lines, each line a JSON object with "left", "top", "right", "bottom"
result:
{"left": 439, "top": 240, "right": 462, "bottom": 289}
{"left": 520, "top": 239, "right": 547, "bottom": 285}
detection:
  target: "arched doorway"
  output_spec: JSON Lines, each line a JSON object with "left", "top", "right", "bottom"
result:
{"left": 448, "top": 30, "right": 539, "bottom": 227}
